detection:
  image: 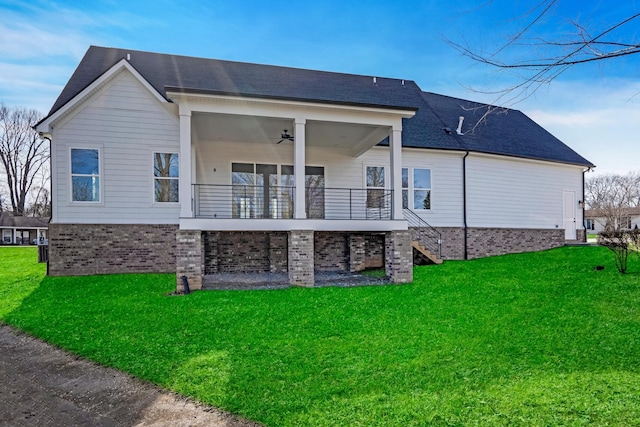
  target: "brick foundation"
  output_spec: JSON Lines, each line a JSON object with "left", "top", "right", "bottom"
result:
{"left": 202, "top": 231, "right": 288, "bottom": 274}
{"left": 314, "top": 232, "right": 348, "bottom": 271}
{"left": 466, "top": 227, "right": 565, "bottom": 259}
{"left": 176, "top": 230, "right": 204, "bottom": 291}
{"left": 288, "top": 230, "right": 314, "bottom": 287}
{"left": 385, "top": 230, "right": 413, "bottom": 283}
{"left": 47, "top": 223, "right": 177, "bottom": 276}
{"left": 349, "top": 234, "right": 366, "bottom": 272}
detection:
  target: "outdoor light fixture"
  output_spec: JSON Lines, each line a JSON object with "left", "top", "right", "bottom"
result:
{"left": 578, "top": 200, "right": 584, "bottom": 208}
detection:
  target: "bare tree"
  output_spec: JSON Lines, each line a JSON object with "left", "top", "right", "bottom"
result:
{"left": 586, "top": 172, "right": 640, "bottom": 273}
{"left": 586, "top": 172, "right": 640, "bottom": 230}
{"left": 26, "top": 186, "right": 51, "bottom": 218}
{"left": 0, "top": 104, "right": 49, "bottom": 216}
{"left": 448, "top": 1, "right": 640, "bottom": 105}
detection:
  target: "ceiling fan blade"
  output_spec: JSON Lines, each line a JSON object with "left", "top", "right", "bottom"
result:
{"left": 276, "top": 139, "right": 284, "bottom": 144}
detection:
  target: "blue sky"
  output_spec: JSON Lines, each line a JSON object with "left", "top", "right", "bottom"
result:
{"left": 1, "top": 0, "right": 639, "bottom": 175}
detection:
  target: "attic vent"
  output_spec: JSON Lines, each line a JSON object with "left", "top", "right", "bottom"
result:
{"left": 373, "top": 77, "right": 377, "bottom": 84}
{"left": 126, "top": 53, "right": 131, "bottom": 61}
{"left": 401, "top": 79, "right": 405, "bottom": 87}
{"left": 443, "top": 127, "right": 452, "bottom": 135}
{"left": 456, "top": 116, "right": 464, "bottom": 135}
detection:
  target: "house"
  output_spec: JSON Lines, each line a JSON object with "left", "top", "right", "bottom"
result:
{"left": 35, "top": 46, "right": 593, "bottom": 288}
{"left": 0, "top": 213, "right": 49, "bottom": 245}
{"left": 585, "top": 207, "right": 640, "bottom": 233}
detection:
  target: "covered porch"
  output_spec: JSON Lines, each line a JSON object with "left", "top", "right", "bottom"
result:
{"left": 169, "top": 91, "right": 416, "bottom": 288}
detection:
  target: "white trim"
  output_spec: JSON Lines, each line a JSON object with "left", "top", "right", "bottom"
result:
{"left": 180, "top": 218, "right": 408, "bottom": 232}
{"left": 36, "top": 59, "right": 168, "bottom": 133}
{"left": 151, "top": 151, "right": 180, "bottom": 205}
{"left": 69, "top": 146, "right": 103, "bottom": 205}
{"left": 167, "top": 92, "right": 417, "bottom": 120}
{"left": 403, "top": 166, "right": 432, "bottom": 211}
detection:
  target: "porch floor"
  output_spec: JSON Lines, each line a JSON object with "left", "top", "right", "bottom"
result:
{"left": 202, "top": 270, "right": 389, "bottom": 290}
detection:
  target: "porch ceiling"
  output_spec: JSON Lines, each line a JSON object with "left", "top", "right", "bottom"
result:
{"left": 191, "top": 112, "right": 389, "bottom": 152}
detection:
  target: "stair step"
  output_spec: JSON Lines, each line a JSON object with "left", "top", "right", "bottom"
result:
{"left": 411, "top": 241, "right": 443, "bottom": 265}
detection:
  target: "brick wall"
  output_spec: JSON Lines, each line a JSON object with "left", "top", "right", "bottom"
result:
{"left": 176, "top": 230, "right": 203, "bottom": 291}
{"left": 365, "top": 234, "right": 385, "bottom": 268}
{"left": 466, "top": 227, "right": 565, "bottom": 259}
{"left": 314, "top": 232, "right": 348, "bottom": 271}
{"left": 48, "top": 223, "right": 177, "bottom": 276}
{"left": 288, "top": 230, "right": 314, "bottom": 287}
{"left": 203, "top": 231, "right": 288, "bottom": 273}
{"left": 385, "top": 230, "right": 413, "bottom": 283}
{"left": 437, "top": 227, "right": 466, "bottom": 260}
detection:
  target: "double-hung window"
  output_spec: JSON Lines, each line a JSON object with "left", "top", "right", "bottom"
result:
{"left": 366, "top": 166, "right": 386, "bottom": 208}
{"left": 402, "top": 167, "right": 431, "bottom": 210}
{"left": 71, "top": 148, "right": 100, "bottom": 202}
{"left": 154, "top": 153, "right": 179, "bottom": 203}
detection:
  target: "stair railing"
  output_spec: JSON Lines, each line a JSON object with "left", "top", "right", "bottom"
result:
{"left": 402, "top": 208, "right": 442, "bottom": 259}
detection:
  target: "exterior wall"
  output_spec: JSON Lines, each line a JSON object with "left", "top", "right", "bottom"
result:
{"left": 466, "top": 228, "right": 565, "bottom": 259}
{"left": 288, "top": 230, "right": 315, "bottom": 287}
{"left": 385, "top": 230, "right": 413, "bottom": 283}
{"left": 176, "top": 230, "right": 203, "bottom": 291}
{"left": 48, "top": 223, "right": 177, "bottom": 276}
{"left": 50, "top": 70, "right": 180, "bottom": 225}
{"left": 314, "top": 232, "right": 348, "bottom": 271}
{"left": 466, "top": 154, "right": 584, "bottom": 230}
{"left": 202, "top": 231, "right": 288, "bottom": 274}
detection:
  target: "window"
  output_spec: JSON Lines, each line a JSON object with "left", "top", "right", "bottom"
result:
{"left": 402, "top": 167, "right": 432, "bottom": 210}
{"left": 154, "top": 153, "right": 179, "bottom": 202}
{"left": 366, "top": 166, "right": 386, "bottom": 208}
{"left": 231, "top": 163, "right": 324, "bottom": 219}
{"left": 71, "top": 148, "right": 100, "bottom": 202}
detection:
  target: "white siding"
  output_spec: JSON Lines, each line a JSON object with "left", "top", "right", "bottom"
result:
{"left": 466, "top": 154, "right": 584, "bottom": 229}
{"left": 52, "top": 71, "right": 180, "bottom": 224}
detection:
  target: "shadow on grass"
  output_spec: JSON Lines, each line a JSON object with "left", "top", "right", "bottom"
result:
{"left": 3, "top": 246, "right": 640, "bottom": 426}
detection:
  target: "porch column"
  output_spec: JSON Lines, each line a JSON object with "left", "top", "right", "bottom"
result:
{"left": 294, "top": 118, "right": 307, "bottom": 219}
{"left": 179, "top": 106, "right": 193, "bottom": 218}
{"left": 390, "top": 126, "right": 403, "bottom": 220}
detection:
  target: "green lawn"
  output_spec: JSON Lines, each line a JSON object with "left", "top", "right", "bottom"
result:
{"left": 2, "top": 246, "right": 640, "bottom": 426}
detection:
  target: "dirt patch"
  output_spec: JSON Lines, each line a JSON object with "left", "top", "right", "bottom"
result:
{"left": 0, "top": 324, "right": 261, "bottom": 427}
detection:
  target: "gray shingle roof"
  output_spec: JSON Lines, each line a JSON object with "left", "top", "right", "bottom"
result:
{"left": 0, "top": 214, "right": 49, "bottom": 228}
{"left": 45, "top": 46, "right": 593, "bottom": 167}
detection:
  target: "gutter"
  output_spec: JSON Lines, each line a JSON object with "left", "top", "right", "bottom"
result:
{"left": 463, "top": 151, "right": 469, "bottom": 260}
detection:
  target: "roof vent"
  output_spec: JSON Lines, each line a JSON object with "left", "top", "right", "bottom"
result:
{"left": 126, "top": 53, "right": 131, "bottom": 61}
{"left": 373, "top": 77, "right": 377, "bottom": 85}
{"left": 443, "top": 127, "right": 452, "bottom": 135}
{"left": 456, "top": 116, "right": 465, "bottom": 135}
{"left": 401, "top": 79, "right": 405, "bottom": 87}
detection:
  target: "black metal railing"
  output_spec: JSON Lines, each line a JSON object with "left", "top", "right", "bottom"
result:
{"left": 193, "top": 184, "right": 393, "bottom": 220}
{"left": 403, "top": 208, "right": 441, "bottom": 258}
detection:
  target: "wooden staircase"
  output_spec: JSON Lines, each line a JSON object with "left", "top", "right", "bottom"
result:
{"left": 412, "top": 240, "right": 443, "bottom": 265}
{"left": 403, "top": 208, "right": 443, "bottom": 265}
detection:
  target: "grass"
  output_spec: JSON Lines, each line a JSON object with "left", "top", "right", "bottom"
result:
{"left": 2, "top": 246, "right": 640, "bottom": 425}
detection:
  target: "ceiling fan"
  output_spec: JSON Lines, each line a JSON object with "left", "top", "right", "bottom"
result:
{"left": 276, "top": 130, "right": 294, "bottom": 144}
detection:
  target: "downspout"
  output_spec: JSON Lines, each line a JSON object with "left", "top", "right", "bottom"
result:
{"left": 582, "top": 168, "right": 587, "bottom": 242}
{"left": 41, "top": 134, "right": 52, "bottom": 276}
{"left": 463, "top": 151, "right": 469, "bottom": 260}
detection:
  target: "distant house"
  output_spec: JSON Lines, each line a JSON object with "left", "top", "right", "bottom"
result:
{"left": 0, "top": 213, "right": 49, "bottom": 245}
{"left": 35, "top": 46, "right": 593, "bottom": 288}
{"left": 585, "top": 207, "right": 640, "bottom": 233}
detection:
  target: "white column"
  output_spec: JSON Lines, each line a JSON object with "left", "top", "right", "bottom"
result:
{"left": 294, "top": 118, "right": 307, "bottom": 219}
{"left": 390, "top": 126, "right": 403, "bottom": 220}
{"left": 179, "top": 107, "right": 193, "bottom": 218}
